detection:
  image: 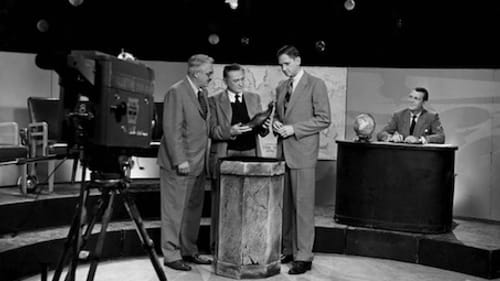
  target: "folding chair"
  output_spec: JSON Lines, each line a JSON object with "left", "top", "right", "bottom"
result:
{"left": 0, "top": 122, "right": 28, "bottom": 194}
{"left": 27, "top": 97, "right": 79, "bottom": 192}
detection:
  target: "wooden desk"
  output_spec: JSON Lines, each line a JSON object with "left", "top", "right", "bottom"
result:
{"left": 334, "top": 140, "right": 458, "bottom": 233}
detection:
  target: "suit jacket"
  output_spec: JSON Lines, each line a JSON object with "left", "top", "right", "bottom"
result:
{"left": 208, "top": 90, "right": 267, "bottom": 177}
{"left": 376, "top": 108, "right": 445, "bottom": 144}
{"left": 274, "top": 71, "right": 331, "bottom": 169}
{"left": 157, "top": 78, "right": 210, "bottom": 176}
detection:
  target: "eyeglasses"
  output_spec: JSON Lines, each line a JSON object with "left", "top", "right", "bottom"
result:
{"left": 200, "top": 71, "right": 214, "bottom": 77}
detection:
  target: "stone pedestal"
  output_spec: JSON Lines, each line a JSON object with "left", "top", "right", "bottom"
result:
{"left": 214, "top": 157, "right": 285, "bottom": 279}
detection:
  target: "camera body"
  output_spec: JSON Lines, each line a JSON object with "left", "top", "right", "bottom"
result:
{"left": 60, "top": 50, "right": 155, "bottom": 150}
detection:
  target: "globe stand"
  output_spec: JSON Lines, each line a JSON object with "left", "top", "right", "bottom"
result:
{"left": 354, "top": 135, "right": 371, "bottom": 143}
{"left": 51, "top": 157, "right": 167, "bottom": 281}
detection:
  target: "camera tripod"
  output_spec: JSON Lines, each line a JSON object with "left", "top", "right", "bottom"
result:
{"left": 51, "top": 158, "right": 167, "bottom": 281}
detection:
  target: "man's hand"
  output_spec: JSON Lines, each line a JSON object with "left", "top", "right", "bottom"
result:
{"left": 177, "top": 161, "right": 190, "bottom": 175}
{"left": 230, "top": 123, "right": 252, "bottom": 136}
{"left": 262, "top": 117, "right": 271, "bottom": 130}
{"left": 404, "top": 135, "right": 421, "bottom": 144}
{"left": 389, "top": 132, "right": 403, "bottom": 143}
{"left": 275, "top": 124, "right": 295, "bottom": 138}
{"left": 272, "top": 120, "right": 283, "bottom": 133}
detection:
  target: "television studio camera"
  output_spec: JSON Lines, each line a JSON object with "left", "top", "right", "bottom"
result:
{"left": 36, "top": 50, "right": 167, "bottom": 281}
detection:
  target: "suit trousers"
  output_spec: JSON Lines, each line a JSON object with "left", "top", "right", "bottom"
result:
{"left": 282, "top": 166, "right": 316, "bottom": 261}
{"left": 161, "top": 167, "right": 206, "bottom": 262}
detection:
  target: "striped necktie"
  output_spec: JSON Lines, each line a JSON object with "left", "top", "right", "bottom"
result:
{"left": 284, "top": 78, "right": 293, "bottom": 113}
{"left": 198, "top": 90, "right": 208, "bottom": 119}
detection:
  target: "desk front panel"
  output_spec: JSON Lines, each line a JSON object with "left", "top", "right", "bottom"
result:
{"left": 335, "top": 141, "right": 457, "bottom": 233}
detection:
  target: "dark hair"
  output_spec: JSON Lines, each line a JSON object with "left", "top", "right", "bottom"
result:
{"left": 414, "top": 87, "right": 429, "bottom": 101}
{"left": 223, "top": 63, "right": 244, "bottom": 78}
{"left": 276, "top": 45, "right": 300, "bottom": 59}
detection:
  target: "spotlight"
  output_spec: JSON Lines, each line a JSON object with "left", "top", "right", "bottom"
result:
{"left": 36, "top": 19, "right": 49, "bottom": 32}
{"left": 396, "top": 18, "right": 403, "bottom": 29}
{"left": 225, "top": 0, "right": 238, "bottom": 10}
{"left": 315, "top": 40, "right": 326, "bottom": 52}
{"left": 344, "top": 0, "right": 355, "bottom": 11}
{"left": 68, "top": 0, "right": 84, "bottom": 7}
{"left": 208, "top": 33, "right": 220, "bottom": 45}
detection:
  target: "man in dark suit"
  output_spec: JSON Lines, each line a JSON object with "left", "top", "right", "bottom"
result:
{"left": 272, "top": 45, "right": 331, "bottom": 274}
{"left": 208, "top": 63, "right": 270, "bottom": 250}
{"left": 157, "top": 54, "right": 213, "bottom": 271}
{"left": 377, "top": 87, "right": 445, "bottom": 144}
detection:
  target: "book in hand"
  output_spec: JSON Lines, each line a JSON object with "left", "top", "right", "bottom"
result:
{"left": 243, "top": 102, "right": 274, "bottom": 129}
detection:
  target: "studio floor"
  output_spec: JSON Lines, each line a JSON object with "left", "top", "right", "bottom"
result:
{"left": 21, "top": 253, "right": 497, "bottom": 281}
{"left": 2, "top": 181, "right": 500, "bottom": 280}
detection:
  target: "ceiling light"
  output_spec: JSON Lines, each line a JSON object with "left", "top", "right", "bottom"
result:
{"left": 68, "top": 0, "right": 84, "bottom": 7}
{"left": 344, "top": 0, "right": 355, "bottom": 11}
{"left": 241, "top": 36, "right": 250, "bottom": 46}
{"left": 225, "top": 0, "right": 238, "bottom": 10}
{"left": 315, "top": 40, "right": 326, "bottom": 52}
{"left": 208, "top": 33, "right": 220, "bottom": 45}
{"left": 36, "top": 19, "right": 49, "bottom": 33}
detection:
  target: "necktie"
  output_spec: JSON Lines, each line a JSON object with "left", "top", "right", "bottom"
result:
{"left": 235, "top": 94, "right": 241, "bottom": 103}
{"left": 198, "top": 90, "right": 208, "bottom": 119}
{"left": 409, "top": 115, "right": 417, "bottom": 135}
{"left": 284, "top": 78, "right": 293, "bottom": 113}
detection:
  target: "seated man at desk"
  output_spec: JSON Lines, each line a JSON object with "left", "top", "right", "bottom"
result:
{"left": 377, "top": 87, "right": 445, "bottom": 144}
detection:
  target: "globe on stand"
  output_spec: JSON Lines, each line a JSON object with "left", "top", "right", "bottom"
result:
{"left": 353, "top": 113, "right": 376, "bottom": 142}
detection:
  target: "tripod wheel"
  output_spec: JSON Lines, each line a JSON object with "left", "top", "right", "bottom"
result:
{"left": 18, "top": 175, "right": 38, "bottom": 193}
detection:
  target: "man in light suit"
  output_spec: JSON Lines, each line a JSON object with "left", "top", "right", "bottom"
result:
{"left": 208, "top": 63, "right": 270, "bottom": 250}
{"left": 377, "top": 87, "right": 445, "bottom": 144}
{"left": 157, "top": 54, "right": 213, "bottom": 271}
{"left": 272, "top": 45, "right": 331, "bottom": 274}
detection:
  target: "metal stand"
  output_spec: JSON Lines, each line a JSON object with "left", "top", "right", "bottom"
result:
{"left": 51, "top": 162, "right": 167, "bottom": 281}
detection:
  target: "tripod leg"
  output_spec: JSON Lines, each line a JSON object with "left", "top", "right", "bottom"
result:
{"left": 58, "top": 190, "right": 105, "bottom": 281}
{"left": 52, "top": 169, "right": 90, "bottom": 281}
{"left": 86, "top": 189, "right": 115, "bottom": 281}
{"left": 80, "top": 194, "right": 107, "bottom": 247}
{"left": 119, "top": 189, "right": 167, "bottom": 281}
{"left": 51, "top": 201, "right": 83, "bottom": 281}
{"left": 65, "top": 166, "right": 89, "bottom": 281}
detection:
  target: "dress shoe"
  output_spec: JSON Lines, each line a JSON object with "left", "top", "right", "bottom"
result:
{"left": 182, "top": 254, "right": 212, "bottom": 265}
{"left": 164, "top": 260, "right": 192, "bottom": 271}
{"left": 280, "top": 254, "right": 294, "bottom": 264}
{"left": 288, "top": 261, "right": 312, "bottom": 275}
